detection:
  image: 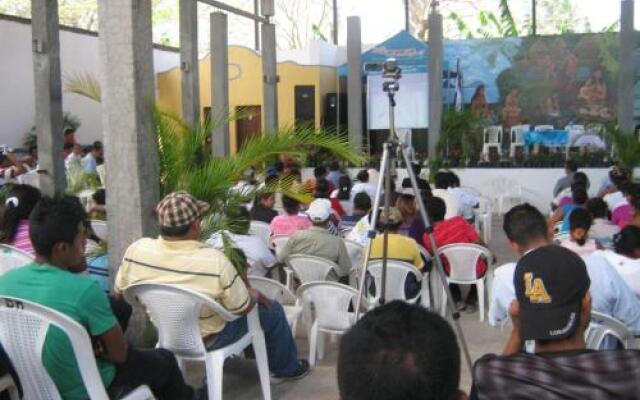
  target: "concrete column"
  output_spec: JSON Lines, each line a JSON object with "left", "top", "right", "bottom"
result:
{"left": 347, "top": 16, "right": 363, "bottom": 150}
{"left": 211, "top": 12, "right": 230, "bottom": 155}
{"left": 618, "top": 0, "right": 635, "bottom": 133}
{"left": 31, "top": 0, "right": 65, "bottom": 196}
{"left": 179, "top": 0, "right": 200, "bottom": 128}
{"left": 98, "top": 0, "right": 159, "bottom": 283}
{"left": 428, "top": 8, "right": 443, "bottom": 160}
{"left": 262, "top": 22, "right": 279, "bottom": 134}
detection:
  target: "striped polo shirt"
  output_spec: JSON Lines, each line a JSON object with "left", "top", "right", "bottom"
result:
{"left": 115, "top": 237, "right": 250, "bottom": 335}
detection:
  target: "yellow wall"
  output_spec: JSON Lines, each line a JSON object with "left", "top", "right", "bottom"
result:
{"left": 156, "top": 46, "right": 339, "bottom": 154}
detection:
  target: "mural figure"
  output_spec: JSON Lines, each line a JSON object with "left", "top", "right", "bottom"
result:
{"left": 578, "top": 69, "right": 611, "bottom": 119}
{"left": 470, "top": 84, "right": 490, "bottom": 119}
{"left": 502, "top": 88, "right": 523, "bottom": 127}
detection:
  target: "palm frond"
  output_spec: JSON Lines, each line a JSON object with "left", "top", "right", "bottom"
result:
{"left": 605, "top": 125, "right": 640, "bottom": 171}
{"left": 498, "top": 0, "right": 518, "bottom": 37}
{"left": 64, "top": 72, "right": 102, "bottom": 102}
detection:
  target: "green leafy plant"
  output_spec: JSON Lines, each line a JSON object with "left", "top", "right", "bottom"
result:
{"left": 65, "top": 73, "right": 364, "bottom": 271}
{"left": 431, "top": 110, "right": 485, "bottom": 178}
{"left": 24, "top": 111, "right": 82, "bottom": 149}
{"left": 605, "top": 125, "right": 640, "bottom": 172}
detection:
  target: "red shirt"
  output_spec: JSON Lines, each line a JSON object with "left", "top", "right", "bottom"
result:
{"left": 423, "top": 216, "right": 487, "bottom": 277}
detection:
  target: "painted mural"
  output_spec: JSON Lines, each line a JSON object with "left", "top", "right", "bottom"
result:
{"left": 445, "top": 33, "right": 630, "bottom": 129}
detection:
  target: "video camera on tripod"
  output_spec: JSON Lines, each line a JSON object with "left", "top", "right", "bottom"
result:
{"left": 382, "top": 58, "right": 401, "bottom": 96}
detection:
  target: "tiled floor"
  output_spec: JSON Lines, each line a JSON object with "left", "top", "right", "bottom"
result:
{"left": 186, "top": 216, "right": 517, "bottom": 398}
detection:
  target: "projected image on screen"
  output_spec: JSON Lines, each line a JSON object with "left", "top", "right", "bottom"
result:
{"left": 367, "top": 73, "right": 429, "bottom": 130}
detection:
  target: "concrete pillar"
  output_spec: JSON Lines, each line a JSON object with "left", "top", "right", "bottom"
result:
{"left": 618, "top": 0, "right": 635, "bottom": 133}
{"left": 211, "top": 12, "right": 230, "bottom": 156}
{"left": 262, "top": 22, "right": 279, "bottom": 134}
{"left": 347, "top": 16, "right": 363, "bottom": 151}
{"left": 179, "top": 0, "right": 200, "bottom": 128}
{"left": 98, "top": 0, "right": 159, "bottom": 283}
{"left": 31, "top": 0, "right": 65, "bottom": 196}
{"left": 428, "top": 7, "right": 443, "bottom": 160}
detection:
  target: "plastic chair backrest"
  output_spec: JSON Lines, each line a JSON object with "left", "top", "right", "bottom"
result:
{"left": 268, "top": 235, "right": 290, "bottom": 258}
{"left": 17, "top": 171, "right": 40, "bottom": 188}
{"left": 286, "top": 255, "right": 339, "bottom": 283}
{"left": 586, "top": 311, "right": 634, "bottom": 350}
{"left": 366, "top": 260, "right": 422, "bottom": 302}
{"left": 437, "top": 244, "right": 491, "bottom": 282}
{"left": 125, "top": 283, "right": 240, "bottom": 358}
{"left": 510, "top": 125, "right": 529, "bottom": 144}
{"left": 249, "top": 221, "right": 271, "bottom": 245}
{"left": 0, "top": 245, "right": 34, "bottom": 276}
{"left": 0, "top": 296, "right": 112, "bottom": 400}
{"left": 535, "top": 125, "right": 554, "bottom": 132}
{"left": 566, "top": 124, "right": 585, "bottom": 133}
{"left": 344, "top": 240, "right": 363, "bottom": 270}
{"left": 96, "top": 165, "right": 106, "bottom": 187}
{"left": 476, "top": 196, "right": 493, "bottom": 214}
{"left": 247, "top": 276, "right": 297, "bottom": 305}
{"left": 484, "top": 126, "right": 502, "bottom": 144}
{"left": 90, "top": 220, "right": 108, "bottom": 242}
{"left": 297, "top": 281, "right": 360, "bottom": 331}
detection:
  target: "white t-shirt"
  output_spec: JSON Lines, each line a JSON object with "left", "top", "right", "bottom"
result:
{"left": 595, "top": 249, "right": 640, "bottom": 297}
{"left": 432, "top": 189, "right": 460, "bottom": 220}
{"left": 603, "top": 191, "right": 629, "bottom": 213}
{"left": 351, "top": 182, "right": 378, "bottom": 203}
{"left": 206, "top": 232, "right": 276, "bottom": 277}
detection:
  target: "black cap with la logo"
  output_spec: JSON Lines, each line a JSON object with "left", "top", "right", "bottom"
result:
{"left": 514, "top": 245, "right": 591, "bottom": 341}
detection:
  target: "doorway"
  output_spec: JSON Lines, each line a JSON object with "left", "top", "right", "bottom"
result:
{"left": 236, "top": 106, "right": 262, "bottom": 151}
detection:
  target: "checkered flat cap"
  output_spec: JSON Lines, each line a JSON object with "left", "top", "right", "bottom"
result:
{"left": 156, "top": 191, "right": 210, "bottom": 228}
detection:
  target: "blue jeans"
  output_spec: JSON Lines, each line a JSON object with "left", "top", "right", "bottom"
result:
{"left": 206, "top": 301, "right": 299, "bottom": 376}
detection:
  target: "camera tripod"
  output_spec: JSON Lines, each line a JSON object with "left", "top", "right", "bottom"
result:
{"left": 353, "top": 59, "right": 472, "bottom": 371}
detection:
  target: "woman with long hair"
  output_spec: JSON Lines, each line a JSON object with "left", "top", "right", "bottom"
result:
{"left": 0, "top": 184, "right": 42, "bottom": 254}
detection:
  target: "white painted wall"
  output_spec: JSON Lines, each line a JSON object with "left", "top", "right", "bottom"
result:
{"left": 0, "top": 17, "right": 180, "bottom": 149}
{"left": 303, "top": 167, "right": 610, "bottom": 214}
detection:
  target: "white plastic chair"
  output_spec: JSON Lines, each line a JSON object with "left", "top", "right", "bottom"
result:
{"left": 339, "top": 200, "right": 353, "bottom": 216}
{"left": 249, "top": 221, "right": 271, "bottom": 247}
{"left": 534, "top": 125, "right": 554, "bottom": 132}
{"left": 474, "top": 196, "right": 493, "bottom": 243}
{"left": 296, "top": 282, "right": 365, "bottom": 367}
{"left": 124, "top": 283, "right": 271, "bottom": 400}
{"left": 248, "top": 276, "right": 302, "bottom": 336}
{"left": 492, "top": 178, "right": 523, "bottom": 216}
{"left": 0, "top": 374, "right": 18, "bottom": 400}
{"left": 509, "top": 124, "right": 529, "bottom": 158}
{"left": 585, "top": 311, "right": 634, "bottom": 350}
{"left": 17, "top": 171, "right": 40, "bottom": 189}
{"left": 0, "top": 244, "right": 34, "bottom": 276}
{"left": 344, "top": 240, "right": 363, "bottom": 288}
{"left": 268, "top": 235, "right": 290, "bottom": 259}
{"left": 0, "top": 296, "right": 153, "bottom": 400}
{"left": 285, "top": 255, "right": 340, "bottom": 288}
{"left": 96, "top": 164, "right": 106, "bottom": 187}
{"left": 482, "top": 126, "right": 503, "bottom": 161}
{"left": 366, "top": 260, "right": 427, "bottom": 305}
{"left": 437, "top": 244, "right": 492, "bottom": 322}
{"left": 90, "top": 220, "right": 108, "bottom": 241}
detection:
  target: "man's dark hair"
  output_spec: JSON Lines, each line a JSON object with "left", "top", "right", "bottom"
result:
{"left": 314, "top": 166, "right": 327, "bottom": 179}
{"left": 353, "top": 192, "right": 372, "bottom": 213}
{"left": 29, "top": 195, "right": 87, "bottom": 258}
{"left": 569, "top": 208, "right": 592, "bottom": 245}
{"left": 330, "top": 161, "right": 340, "bottom": 171}
{"left": 572, "top": 171, "right": 590, "bottom": 189}
{"left": 63, "top": 143, "right": 74, "bottom": 151}
{"left": 571, "top": 187, "right": 588, "bottom": 205}
{"left": 63, "top": 128, "right": 75, "bottom": 135}
{"left": 448, "top": 172, "right": 461, "bottom": 188}
{"left": 503, "top": 203, "right": 548, "bottom": 246}
{"left": 274, "top": 162, "right": 285, "bottom": 173}
{"left": 160, "top": 224, "right": 190, "bottom": 237}
{"left": 565, "top": 159, "right": 578, "bottom": 173}
{"left": 356, "top": 170, "right": 369, "bottom": 183}
{"left": 411, "top": 162, "right": 422, "bottom": 176}
{"left": 586, "top": 197, "right": 609, "bottom": 219}
{"left": 434, "top": 172, "right": 450, "bottom": 189}
{"left": 92, "top": 141, "right": 103, "bottom": 151}
{"left": 426, "top": 196, "right": 446, "bottom": 223}
{"left": 338, "top": 301, "right": 460, "bottom": 400}
{"left": 614, "top": 226, "right": 640, "bottom": 257}
{"left": 0, "top": 184, "right": 42, "bottom": 244}
{"left": 282, "top": 195, "right": 300, "bottom": 215}
{"left": 314, "top": 178, "right": 331, "bottom": 199}
{"left": 92, "top": 189, "right": 106, "bottom": 206}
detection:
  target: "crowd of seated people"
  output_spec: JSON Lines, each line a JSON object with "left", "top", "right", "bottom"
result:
{"left": 4, "top": 155, "right": 640, "bottom": 400}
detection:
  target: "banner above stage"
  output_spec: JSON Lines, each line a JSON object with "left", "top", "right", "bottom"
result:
{"left": 339, "top": 30, "right": 428, "bottom": 76}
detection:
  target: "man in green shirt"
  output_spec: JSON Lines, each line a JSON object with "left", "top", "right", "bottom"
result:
{"left": 0, "top": 195, "right": 196, "bottom": 399}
